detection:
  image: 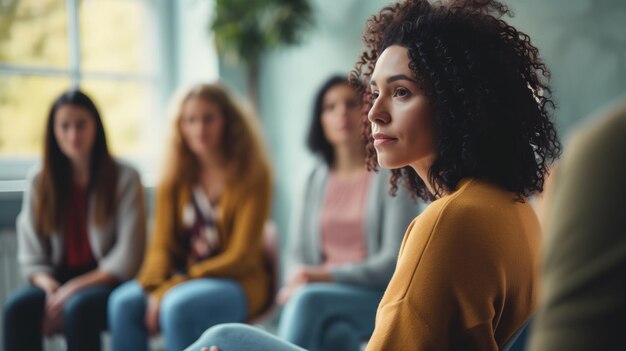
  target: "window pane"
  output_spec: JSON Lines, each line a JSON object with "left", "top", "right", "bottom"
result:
{"left": 80, "top": 79, "right": 152, "bottom": 156}
{"left": 79, "top": 0, "right": 153, "bottom": 74}
{"left": 0, "top": 0, "right": 69, "bottom": 68}
{"left": 0, "top": 75, "right": 70, "bottom": 155}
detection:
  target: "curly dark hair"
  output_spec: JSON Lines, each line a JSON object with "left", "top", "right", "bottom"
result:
{"left": 350, "top": 0, "right": 561, "bottom": 201}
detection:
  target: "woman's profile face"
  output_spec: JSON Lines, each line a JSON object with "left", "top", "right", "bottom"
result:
{"left": 180, "top": 96, "right": 225, "bottom": 158}
{"left": 53, "top": 104, "right": 97, "bottom": 163}
{"left": 320, "top": 83, "right": 362, "bottom": 149}
{"left": 368, "top": 45, "right": 437, "bottom": 170}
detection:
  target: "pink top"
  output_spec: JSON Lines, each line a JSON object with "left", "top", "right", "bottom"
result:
{"left": 320, "top": 170, "right": 371, "bottom": 267}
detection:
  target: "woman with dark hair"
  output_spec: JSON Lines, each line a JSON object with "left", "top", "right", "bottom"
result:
{"left": 185, "top": 0, "right": 561, "bottom": 349}
{"left": 108, "top": 83, "right": 273, "bottom": 351}
{"left": 3, "top": 89, "right": 146, "bottom": 351}
{"left": 275, "top": 75, "right": 420, "bottom": 351}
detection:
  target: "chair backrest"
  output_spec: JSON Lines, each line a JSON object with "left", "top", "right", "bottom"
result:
{"left": 503, "top": 317, "right": 534, "bottom": 351}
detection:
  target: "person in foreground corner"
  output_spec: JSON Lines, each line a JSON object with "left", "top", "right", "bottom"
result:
{"left": 186, "top": 0, "right": 561, "bottom": 350}
{"left": 528, "top": 98, "right": 626, "bottom": 351}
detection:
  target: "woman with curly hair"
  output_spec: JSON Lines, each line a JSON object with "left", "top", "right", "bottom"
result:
{"left": 185, "top": 0, "right": 561, "bottom": 350}
{"left": 108, "top": 83, "right": 273, "bottom": 351}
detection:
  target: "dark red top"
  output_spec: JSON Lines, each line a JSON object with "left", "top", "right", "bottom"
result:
{"left": 63, "top": 183, "right": 96, "bottom": 269}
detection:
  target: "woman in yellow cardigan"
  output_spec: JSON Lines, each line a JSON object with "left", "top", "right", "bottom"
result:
{"left": 108, "top": 83, "right": 272, "bottom": 351}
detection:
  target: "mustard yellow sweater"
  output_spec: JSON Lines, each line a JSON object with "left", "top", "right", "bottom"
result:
{"left": 137, "top": 170, "right": 272, "bottom": 318}
{"left": 367, "top": 179, "right": 540, "bottom": 350}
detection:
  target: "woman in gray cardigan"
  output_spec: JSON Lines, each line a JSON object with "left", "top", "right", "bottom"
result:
{"left": 2, "top": 90, "right": 146, "bottom": 351}
{"left": 275, "top": 76, "right": 421, "bottom": 351}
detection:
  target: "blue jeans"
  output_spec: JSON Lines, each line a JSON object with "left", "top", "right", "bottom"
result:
{"left": 186, "top": 323, "right": 306, "bottom": 351}
{"left": 108, "top": 279, "right": 247, "bottom": 351}
{"left": 278, "top": 283, "right": 384, "bottom": 351}
{"left": 3, "top": 284, "right": 113, "bottom": 351}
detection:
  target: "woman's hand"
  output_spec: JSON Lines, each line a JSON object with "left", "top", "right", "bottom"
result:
{"left": 276, "top": 266, "right": 333, "bottom": 305}
{"left": 276, "top": 284, "right": 300, "bottom": 306}
{"left": 289, "top": 266, "right": 333, "bottom": 285}
{"left": 300, "top": 266, "right": 333, "bottom": 283}
{"left": 145, "top": 295, "right": 161, "bottom": 336}
{"left": 32, "top": 273, "right": 63, "bottom": 335}
{"left": 31, "top": 273, "right": 60, "bottom": 295}
{"left": 43, "top": 281, "right": 79, "bottom": 336}
{"left": 201, "top": 347, "right": 220, "bottom": 351}
{"left": 276, "top": 267, "right": 307, "bottom": 305}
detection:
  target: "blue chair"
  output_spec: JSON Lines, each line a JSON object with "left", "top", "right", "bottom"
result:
{"left": 503, "top": 318, "right": 533, "bottom": 351}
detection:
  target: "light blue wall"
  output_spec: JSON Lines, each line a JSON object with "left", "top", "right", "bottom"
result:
{"left": 507, "top": 0, "right": 626, "bottom": 137}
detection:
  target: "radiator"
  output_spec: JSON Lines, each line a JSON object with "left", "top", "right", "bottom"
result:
{"left": 0, "top": 230, "right": 21, "bottom": 351}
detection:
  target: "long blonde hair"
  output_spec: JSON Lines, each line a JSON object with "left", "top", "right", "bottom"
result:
{"left": 160, "top": 83, "right": 271, "bottom": 193}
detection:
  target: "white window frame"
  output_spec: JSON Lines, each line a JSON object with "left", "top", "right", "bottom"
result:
{"left": 0, "top": 0, "right": 180, "bottom": 191}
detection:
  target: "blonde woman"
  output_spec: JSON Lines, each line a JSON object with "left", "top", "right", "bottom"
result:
{"left": 108, "top": 83, "right": 273, "bottom": 351}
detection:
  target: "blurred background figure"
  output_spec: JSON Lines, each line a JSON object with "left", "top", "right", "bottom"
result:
{"left": 2, "top": 89, "right": 146, "bottom": 351}
{"left": 108, "top": 83, "right": 273, "bottom": 351}
{"left": 529, "top": 96, "right": 626, "bottom": 351}
{"left": 275, "top": 75, "right": 421, "bottom": 351}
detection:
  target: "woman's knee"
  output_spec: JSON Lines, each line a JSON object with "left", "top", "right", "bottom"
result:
{"left": 288, "top": 284, "right": 331, "bottom": 316}
{"left": 108, "top": 281, "right": 145, "bottom": 317}
{"left": 63, "top": 295, "right": 90, "bottom": 330}
{"left": 159, "top": 289, "right": 187, "bottom": 322}
{"left": 3, "top": 287, "right": 45, "bottom": 320}
{"left": 160, "top": 279, "right": 245, "bottom": 325}
{"left": 201, "top": 323, "right": 242, "bottom": 340}
{"left": 279, "top": 285, "right": 330, "bottom": 341}
{"left": 196, "top": 324, "right": 257, "bottom": 348}
{"left": 64, "top": 288, "right": 108, "bottom": 327}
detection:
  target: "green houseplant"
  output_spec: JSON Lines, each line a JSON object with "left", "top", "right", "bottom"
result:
{"left": 211, "top": 0, "right": 313, "bottom": 110}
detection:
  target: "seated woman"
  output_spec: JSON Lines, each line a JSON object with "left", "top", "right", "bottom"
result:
{"left": 108, "top": 83, "right": 273, "bottom": 351}
{"left": 276, "top": 76, "right": 421, "bottom": 351}
{"left": 3, "top": 89, "right": 146, "bottom": 351}
{"left": 185, "top": 0, "right": 561, "bottom": 350}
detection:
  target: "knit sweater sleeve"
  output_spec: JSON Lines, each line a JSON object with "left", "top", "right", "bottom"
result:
{"left": 16, "top": 167, "right": 54, "bottom": 281}
{"left": 284, "top": 164, "right": 320, "bottom": 282}
{"left": 187, "top": 172, "right": 271, "bottom": 279}
{"left": 97, "top": 163, "right": 147, "bottom": 281}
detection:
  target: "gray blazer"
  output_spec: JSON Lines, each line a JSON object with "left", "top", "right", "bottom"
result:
{"left": 16, "top": 160, "right": 147, "bottom": 282}
{"left": 286, "top": 159, "right": 423, "bottom": 289}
